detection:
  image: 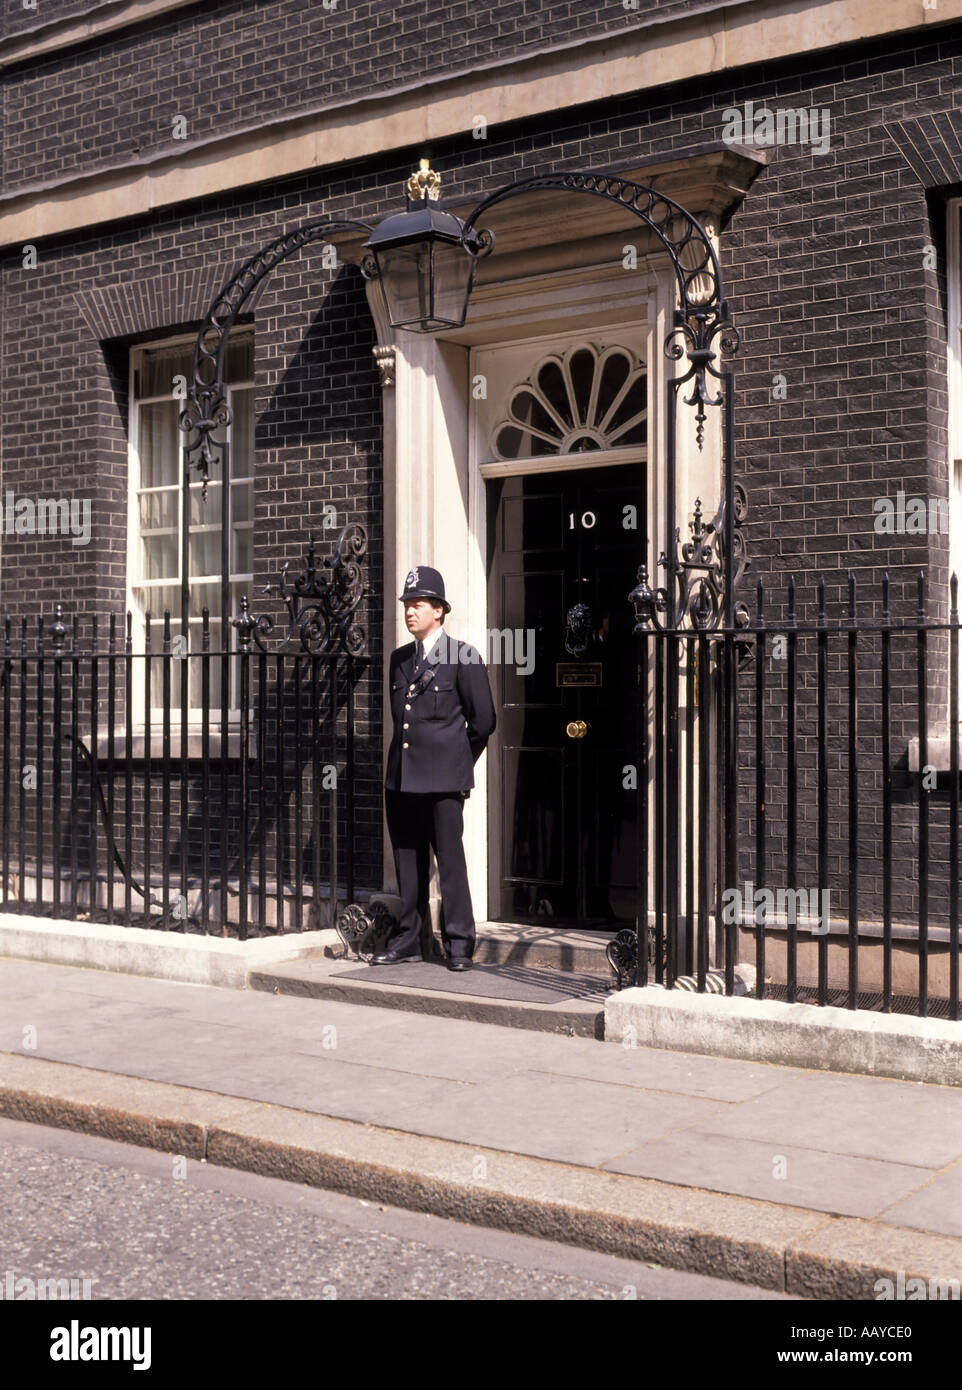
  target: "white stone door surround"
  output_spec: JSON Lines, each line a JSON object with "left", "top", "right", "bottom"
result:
{"left": 366, "top": 263, "right": 723, "bottom": 922}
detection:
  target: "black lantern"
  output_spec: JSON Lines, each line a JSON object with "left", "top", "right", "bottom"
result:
{"left": 362, "top": 160, "right": 493, "bottom": 332}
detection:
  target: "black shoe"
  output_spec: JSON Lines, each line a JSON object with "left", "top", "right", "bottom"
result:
{"left": 370, "top": 949, "right": 423, "bottom": 965}
{"left": 447, "top": 958, "right": 473, "bottom": 972}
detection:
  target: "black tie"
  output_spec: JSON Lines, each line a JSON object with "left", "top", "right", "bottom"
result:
{"left": 415, "top": 640, "right": 425, "bottom": 672}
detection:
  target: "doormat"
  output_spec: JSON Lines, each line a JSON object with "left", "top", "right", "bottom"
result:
{"left": 332, "top": 960, "right": 611, "bottom": 1004}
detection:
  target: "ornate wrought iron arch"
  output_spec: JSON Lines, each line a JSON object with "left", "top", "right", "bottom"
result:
{"left": 180, "top": 171, "right": 747, "bottom": 645}
{"left": 177, "top": 218, "right": 374, "bottom": 652}
{"left": 180, "top": 218, "right": 374, "bottom": 483}
{"left": 451, "top": 169, "right": 745, "bottom": 632}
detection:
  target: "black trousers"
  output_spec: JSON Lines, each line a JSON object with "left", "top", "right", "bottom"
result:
{"left": 384, "top": 789, "right": 476, "bottom": 959}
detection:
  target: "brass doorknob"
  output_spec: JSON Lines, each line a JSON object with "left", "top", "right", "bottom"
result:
{"left": 566, "top": 720, "right": 588, "bottom": 739}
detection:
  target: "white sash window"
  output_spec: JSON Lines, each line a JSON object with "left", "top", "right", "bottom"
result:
{"left": 128, "top": 331, "right": 254, "bottom": 714}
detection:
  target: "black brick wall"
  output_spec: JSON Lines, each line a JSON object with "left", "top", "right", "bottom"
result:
{"left": 2, "top": 13, "right": 961, "bottom": 925}
{"left": 2, "top": 0, "right": 706, "bottom": 192}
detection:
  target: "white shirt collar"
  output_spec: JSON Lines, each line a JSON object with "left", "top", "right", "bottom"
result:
{"left": 420, "top": 626, "right": 444, "bottom": 657}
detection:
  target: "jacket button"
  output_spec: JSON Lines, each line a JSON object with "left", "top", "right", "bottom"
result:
{"left": 403, "top": 722, "right": 409, "bottom": 729}
{"left": 405, "top": 703, "right": 411, "bottom": 710}
{"left": 402, "top": 742, "right": 409, "bottom": 749}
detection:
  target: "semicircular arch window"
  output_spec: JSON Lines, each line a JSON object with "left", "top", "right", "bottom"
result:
{"left": 492, "top": 343, "right": 647, "bottom": 461}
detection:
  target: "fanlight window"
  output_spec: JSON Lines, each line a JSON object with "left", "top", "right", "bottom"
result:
{"left": 493, "top": 344, "right": 647, "bottom": 460}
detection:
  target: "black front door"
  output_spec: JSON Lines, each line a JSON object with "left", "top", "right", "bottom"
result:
{"left": 486, "top": 461, "right": 643, "bottom": 927}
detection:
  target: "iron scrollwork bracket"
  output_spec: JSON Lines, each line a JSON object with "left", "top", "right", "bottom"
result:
{"left": 233, "top": 521, "right": 370, "bottom": 657}
{"left": 630, "top": 484, "right": 750, "bottom": 636}
{"left": 335, "top": 900, "right": 399, "bottom": 961}
{"left": 606, "top": 925, "right": 657, "bottom": 990}
{"left": 178, "top": 217, "right": 375, "bottom": 498}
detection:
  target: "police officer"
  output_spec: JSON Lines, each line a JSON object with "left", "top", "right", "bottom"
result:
{"left": 377, "top": 565, "right": 496, "bottom": 971}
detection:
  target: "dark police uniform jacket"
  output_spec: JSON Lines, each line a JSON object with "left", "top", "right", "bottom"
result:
{"left": 385, "top": 636, "right": 496, "bottom": 794}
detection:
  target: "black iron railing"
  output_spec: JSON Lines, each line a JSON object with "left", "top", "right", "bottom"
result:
{"left": 0, "top": 527, "right": 375, "bottom": 939}
{"left": 623, "top": 570, "right": 961, "bottom": 1020}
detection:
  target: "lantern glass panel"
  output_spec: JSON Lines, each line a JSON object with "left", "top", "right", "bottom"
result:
{"left": 375, "top": 244, "right": 433, "bottom": 329}
{"left": 376, "top": 238, "right": 474, "bottom": 331}
{"left": 430, "top": 241, "right": 475, "bottom": 328}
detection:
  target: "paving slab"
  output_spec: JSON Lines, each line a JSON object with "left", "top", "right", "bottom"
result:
{"left": 25, "top": 1016, "right": 254, "bottom": 1075}
{"left": 529, "top": 1037, "right": 808, "bottom": 1102}
{"left": 393, "top": 1069, "right": 730, "bottom": 1167}
{"left": 876, "top": 1162, "right": 962, "bottom": 1239}
{"left": 604, "top": 1130, "right": 936, "bottom": 1219}
{"left": 0, "top": 1003, "right": 184, "bottom": 1059}
{"left": 4, "top": 1000, "right": 473, "bottom": 1131}
{"left": 696, "top": 1071, "right": 962, "bottom": 1169}
{"left": 175, "top": 1049, "right": 473, "bottom": 1130}
{"left": 289, "top": 1010, "right": 564, "bottom": 1082}
{"left": 0, "top": 957, "right": 218, "bottom": 1007}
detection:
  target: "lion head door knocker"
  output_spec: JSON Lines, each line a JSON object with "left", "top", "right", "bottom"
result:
{"left": 564, "top": 603, "right": 593, "bottom": 658}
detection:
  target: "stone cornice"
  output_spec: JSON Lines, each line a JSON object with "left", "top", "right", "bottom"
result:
{"left": 0, "top": 0, "right": 199, "bottom": 70}
{"left": 0, "top": 0, "right": 959, "bottom": 249}
{"left": 0, "top": 0, "right": 732, "bottom": 71}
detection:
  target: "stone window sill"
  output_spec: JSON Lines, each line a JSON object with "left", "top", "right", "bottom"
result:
{"left": 92, "top": 724, "right": 249, "bottom": 760}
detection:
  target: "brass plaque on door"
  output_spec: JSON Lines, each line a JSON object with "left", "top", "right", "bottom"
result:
{"left": 556, "top": 662, "right": 602, "bottom": 688}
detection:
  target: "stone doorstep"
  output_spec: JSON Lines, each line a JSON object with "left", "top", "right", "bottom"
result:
{"left": 474, "top": 922, "right": 618, "bottom": 974}
{"left": 357, "top": 909, "right": 619, "bottom": 978}
{"left": 250, "top": 958, "right": 607, "bottom": 1039}
{"left": 2, "top": 1053, "right": 960, "bottom": 1299}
